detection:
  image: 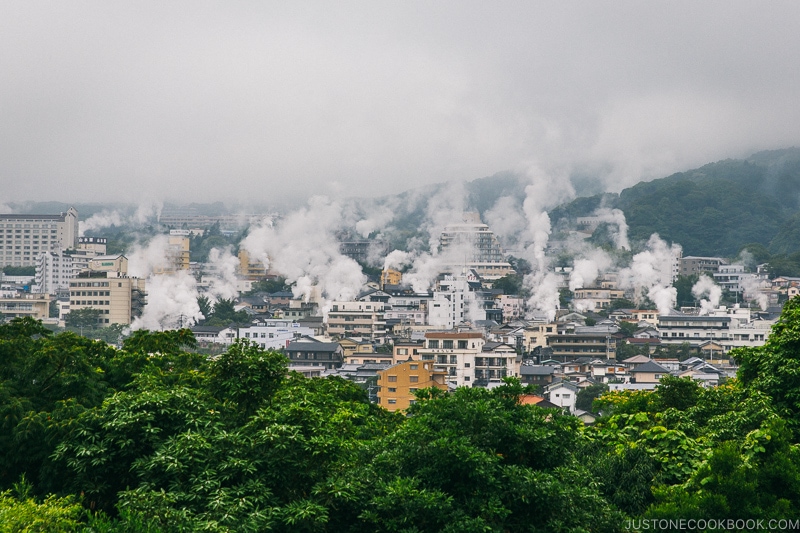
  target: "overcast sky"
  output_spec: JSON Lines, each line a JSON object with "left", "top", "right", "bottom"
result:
{"left": 2, "top": 1, "right": 800, "bottom": 206}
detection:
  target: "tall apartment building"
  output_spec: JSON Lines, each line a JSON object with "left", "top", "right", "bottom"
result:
{"left": 33, "top": 249, "right": 74, "bottom": 294}
{"left": 68, "top": 254, "right": 146, "bottom": 325}
{"left": 438, "top": 214, "right": 515, "bottom": 280}
{"left": 419, "top": 331, "right": 486, "bottom": 388}
{"left": 428, "top": 274, "right": 486, "bottom": 329}
{"left": 0, "top": 208, "right": 79, "bottom": 267}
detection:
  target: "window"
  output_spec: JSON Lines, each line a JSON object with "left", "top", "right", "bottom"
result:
{"left": 388, "top": 387, "right": 396, "bottom": 393}
{"left": 409, "top": 364, "right": 418, "bottom": 370}
{"left": 428, "top": 340, "right": 439, "bottom": 349}
{"left": 409, "top": 376, "right": 419, "bottom": 383}
{"left": 387, "top": 375, "right": 397, "bottom": 382}
{"left": 450, "top": 355, "right": 457, "bottom": 364}
{"left": 387, "top": 399, "right": 397, "bottom": 404}
{"left": 442, "top": 340, "right": 454, "bottom": 349}
{"left": 464, "top": 376, "right": 470, "bottom": 381}
{"left": 409, "top": 388, "right": 417, "bottom": 393}
{"left": 464, "top": 363, "right": 470, "bottom": 368}
{"left": 458, "top": 340, "right": 468, "bottom": 349}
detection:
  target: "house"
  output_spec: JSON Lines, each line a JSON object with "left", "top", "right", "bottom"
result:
{"left": 629, "top": 360, "right": 669, "bottom": 384}
{"left": 393, "top": 340, "right": 423, "bottom": 363}
{"left": 191, "top": 325, "right": 237, "bottom": 346}
{"left": 519, "top": 365, "right": 557, "bottom": 387}
{"left": 284, "top": 339, "right": 344, "bottom": 370}
{"left": 544, "top": 381, "right": 580, "bottom": 413}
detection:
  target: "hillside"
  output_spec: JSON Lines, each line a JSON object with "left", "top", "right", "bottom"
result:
{"left": 553, "top": 148, "right": 800, "bottom": 258}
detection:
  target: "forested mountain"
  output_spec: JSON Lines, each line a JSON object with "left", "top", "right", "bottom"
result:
{"left": 620, "top": 148, "right": 800, "bottom": 256}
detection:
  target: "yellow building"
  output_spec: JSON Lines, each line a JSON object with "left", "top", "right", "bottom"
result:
{"left": 377, "top": 360, "right": 447, "bottom": 412}
{"left": 238, "top": 249, "right": 267, "bottom": 280}
{"left": 381, "top": 268, "right": 402, "bottom": 288}
{"left": 153, "top": 233, "right": 191, "bottom": 274}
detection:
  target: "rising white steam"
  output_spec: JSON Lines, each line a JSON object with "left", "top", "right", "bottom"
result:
{"left": 79, "top": 210, "right": 125, "bottom": 236}
{"left": 691, "top": 275, "right": 722, "bottom": 315}
{"left": 241, "top": 196, "right": 366, "bottom": 302}
{"left": 569, "top": 248, "right": 614, "bottom": 291}
{"left": 131, "top": 270, "right": 203, "bottom": 330}
{"left": 592, "top": 207, "right": 630, "bottom": 250}
{"left": 740, "top": 275, "right": 770, "bottom": 310}
{"left": 383, "top": 249, "right": 414, "bottom": 271}
{"left": 355, "top": 204, "right": 395, "bottom": 238}
{"left": 519, "top": 165, "right": 576, "bottom": 320}
{"left": 619, "top": 234, "right": 682, "bottom": 315}
{"left": 127, "top": 235, "right": 172, "bottom": 278}
{"left": 204, "top": 247, "right": 240, "bottom": 302}
{"left": 484, "top": 196, "right": 527, "bottom": 245}
{"left": 79, "top": 201, "right": 163, "bottom": 236}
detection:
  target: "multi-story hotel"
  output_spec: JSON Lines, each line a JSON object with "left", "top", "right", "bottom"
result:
{"left": 68, "top": 254, "right": 146, "bottom": 325}
{"left": 0, "top": 208, "right": 79, "bottom": 267}
{"left": 438, "top": 213, "right": 515, "bottom": 280}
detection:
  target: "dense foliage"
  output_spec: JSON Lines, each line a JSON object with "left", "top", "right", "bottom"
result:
{"left": 4, "top": 297, "right": 800, "bottom": 530}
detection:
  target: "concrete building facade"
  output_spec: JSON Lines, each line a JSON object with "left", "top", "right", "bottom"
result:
{"left": 0, "top": 208, "right": 79, "bottom": 267}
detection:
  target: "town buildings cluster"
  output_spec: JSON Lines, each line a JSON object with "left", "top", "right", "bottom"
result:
{"left": 1, "top": 206, "right": 795, "bottom": 416}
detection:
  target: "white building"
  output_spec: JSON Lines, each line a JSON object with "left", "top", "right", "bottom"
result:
{"left": 419, "top": 331, "right": 486, "bottom": 388}
{"left": 0, "top": 208, "right": 79, "bottom": 267}
{"left": 428, "top": 274, "right": 486, "bottom": 329}
{"left": 437, "top": 214, "right": 515, "bottom": 280}
{"left": 658, "top": 306, "right": 774, "bottom": 353}
{"left": 238, "top": 319, "right": 315, "bottom": 350}
{"left": 33, "top": 249, "right": 75, "bottom": 294}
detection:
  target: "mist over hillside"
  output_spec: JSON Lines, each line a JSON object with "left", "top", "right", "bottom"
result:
{"left": 6, "top": 147, "right": 800, "bottom": 261}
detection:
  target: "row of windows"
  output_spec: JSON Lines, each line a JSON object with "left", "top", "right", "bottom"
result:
{"left": 243, "top": 332, "right": 276, "bottom": 338}
{"left": 70, "top": 282, "right": 110, "bottom": 287}
{"left": 0, "top": 222, "right": 59, "bottom": 227}
{"left": 73, "top": 291, "right": 110, "bottom": 296}
{"left": 427, "top": 340, "right": 470, "bottom": 349}
{"left": 71, "top": 301, "right": 111, "bottom": 307}
{"left": 385, "top": 375, "right": 420, "bottom": 383}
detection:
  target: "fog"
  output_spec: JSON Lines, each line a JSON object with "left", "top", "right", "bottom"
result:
{"left": 1, "top": 2, "right": 799, "bottom": 206}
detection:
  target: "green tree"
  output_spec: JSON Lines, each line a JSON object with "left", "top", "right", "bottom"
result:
{"left": 64, "top": 308, "right": 102, "bottom": 331}
{"left": 207, "top": 339, "right": 288, "bottom": 418}
{"left": 196, "top": 295, "right": 212, "bottom": 321}
{"left": 492, "top": 273, "right": 522, "bottom": 295}
{"left": 332, "top": 381, "right": 625, "bottom": 532}
{"left": 576, "top": 383, "right": 608, "bottom": 412}
{"left": 736, "top": 295, "right": 800, "bottom": 435}
{"left": 673, "top": 274, "right": 700, "bottom": 308}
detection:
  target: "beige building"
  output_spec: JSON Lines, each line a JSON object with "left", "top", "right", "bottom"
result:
{"left": 0, "top": 208, "right": 79, "bottom": 267}
{"left": 523, "top": 322, "right": 557, "bottom": 352}
{"left": 572, "top": 287, "right": 625, "bottom": 309}
{"left": 326, "top": 301, "right": 387, "bottom": 340}
{"left": 68, "top": 254, "right": 146, "bottom": 326}
{"left": 377, "top": 360, "right": 448, "bottom": 411}
{"left": 153, "top": 233, "right": 190, "bottom": 274}
{"left": 0, "top": 292, "right": 50, "bottom": 321}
